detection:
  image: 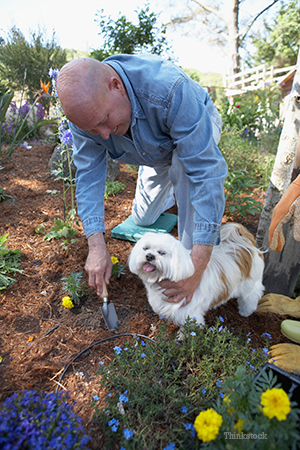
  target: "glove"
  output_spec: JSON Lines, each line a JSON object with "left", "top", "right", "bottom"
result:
{"left": 257, "top": 294, "right": 300, "bottom": 318}
{"left": 269, "top": 174, "right": 300, "bottom": 252}
{"left": 268, "top": 343, "right": 300, "bottom": 374}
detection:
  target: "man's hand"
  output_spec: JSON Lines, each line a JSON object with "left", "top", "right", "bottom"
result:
{"left": 85, "top": 232, "right": 113, "bottom": 295}
{"left": 158, "top": 244, "right": 213, "bottom": 307}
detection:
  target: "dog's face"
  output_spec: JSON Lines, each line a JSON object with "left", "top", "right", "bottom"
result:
{"left": 128, "top": 232, "right": 194, "bottom": 284}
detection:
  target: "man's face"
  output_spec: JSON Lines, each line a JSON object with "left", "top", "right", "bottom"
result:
{"left": 69, "top": 77, "right": 132, "bottom": 140}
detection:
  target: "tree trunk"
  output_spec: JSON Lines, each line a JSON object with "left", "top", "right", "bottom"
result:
{"left": 256, "top": 48, "right": 300, "bottom": 296}
{"left": 228, "top": 0, "right": 240, "bottom": 74}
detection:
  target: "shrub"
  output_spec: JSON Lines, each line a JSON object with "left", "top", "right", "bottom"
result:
{"left": 0, "top": 390, "right": 91, "bottom": 449}
{"left": 93, "top": 318, "right": 270, "bottom": 449}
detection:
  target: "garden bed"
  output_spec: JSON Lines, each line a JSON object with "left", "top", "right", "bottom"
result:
{"left": 0, "top": 141, "right": 291, "bottom": 448}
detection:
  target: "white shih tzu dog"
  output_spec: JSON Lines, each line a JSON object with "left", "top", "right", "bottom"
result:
{"left": 128, "top": 223, "right": 264, "bottom": 327}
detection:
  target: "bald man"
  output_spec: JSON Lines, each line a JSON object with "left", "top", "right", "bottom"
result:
{"left": 57, "top": 54, "right": 227, "bottom": 306}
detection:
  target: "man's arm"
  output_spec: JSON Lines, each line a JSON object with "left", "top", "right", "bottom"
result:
{"left": 85, "top": 232, "right": 113, "bottom": 295}
{"left": 158, "top": 244, "right": 213, "bottom": 305}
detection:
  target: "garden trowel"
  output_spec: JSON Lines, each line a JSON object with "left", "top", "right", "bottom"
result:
{"left": 100, "top": 280, "right": 119, "bottom": 329}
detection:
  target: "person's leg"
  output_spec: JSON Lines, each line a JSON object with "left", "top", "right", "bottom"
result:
{"left": 131, "top": 164, "right": 174, "bottom": 226}
{"left": 132, "top": 105, "right": 222, "bottom": 244}
{"left": 169, "top": 107, "right": 222, "bottom": 250}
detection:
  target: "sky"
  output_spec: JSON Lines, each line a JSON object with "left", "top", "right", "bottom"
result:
{"left": 1, "top": 0, "right": 281, "bottom": 75}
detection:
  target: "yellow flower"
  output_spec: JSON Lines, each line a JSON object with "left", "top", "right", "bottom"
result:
{"left": 62, "top": 296, "right": 74, "bottom": 309}
{"left": 194, "top": 408, "right": 223, "bottom": 442}
{"left": 111, "top": 256, "right": 119, "bottom": 265}
{"left": 234, "top": 418, "right": 246, "bottom": 434}
{"left": 261, "top": 388, "right": 291, "bottom": 421}
{"left": 254, "top": 95, "right": 259, "bottom": 103}
{"left": 223, "top": 394, "right": 234, "bottom": 415}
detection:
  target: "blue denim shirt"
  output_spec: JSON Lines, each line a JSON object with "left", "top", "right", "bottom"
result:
{"left": 70, "top": 54, "right": 227, "bottom": 244}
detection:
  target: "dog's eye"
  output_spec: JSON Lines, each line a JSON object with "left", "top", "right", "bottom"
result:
{"left": 158, "top": 250, "right": 166, "bottom": 256}
{"left": 143, "top": 246, "right": 149, "bottom": 251}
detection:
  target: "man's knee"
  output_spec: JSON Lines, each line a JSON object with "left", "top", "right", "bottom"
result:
{"left": 131, "top": 207, "right": 155, "bottom": 227}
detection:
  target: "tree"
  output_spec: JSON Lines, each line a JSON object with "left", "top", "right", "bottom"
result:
{"left": 91, "top": 6, "right": 172, "bottom": 61}
{"left": 247, "top": 0, "right": 300, "bottom": 68}
{"left": 0, "top": 26, "right": 67, "bottom": 101}
{"left": 168, "top": 0, "right": 280, "bottom": 74}
{"left": 256, "top": 48, "right": 300, "bottom": 296}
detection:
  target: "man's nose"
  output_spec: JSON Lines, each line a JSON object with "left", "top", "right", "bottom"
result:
{"left": 91, "top": 125, "right": 110, "bottom": 140}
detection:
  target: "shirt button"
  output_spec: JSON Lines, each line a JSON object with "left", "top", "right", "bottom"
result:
{"left": 142, "top": 152, "right": 146, "bottom": 156}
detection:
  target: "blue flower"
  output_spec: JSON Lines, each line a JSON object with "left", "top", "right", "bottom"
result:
{"left": 216, "top": 379, "right": 222, "bottom": 388}
{"left": 181, "top": 406, "right": 188, "bottom": 413}
{"left": 141, "top": 340, "right": 146, "bottom": 346}
{"left": 163, "top": 443, "right": 175, "bottom": 450}
{"left": 99, "top": 361, "right": 104, "bottom": 366}
{"left": 219, "top": 315, "right": 224, "bottom": 322}
{"left": 190, "top": 332, "right": 196, "bottom": 336}
{"left": 202, "top": 388, "right": 206, "bottom": 395}
{"left": 220, "top": 392, "right": 224, "bottom": 399}
{"left": 119, "top": 393, "right": 129, "bottom": 403}
{"left": 262, "top": 333, "right": 272, "bottom": 339}
{"left": 219, "top": 326, "right": 223, "bottom": 332}
{"left": 93, "top": 395, "right": 99, "bottom": 401}
{"left": 141, "top": 353, "right": 146, "bottom": 358}
{"left": 108, "top": 418, "right": 119, "bottom": 432}
{"left": 184, "top": 422, "right": 194, "bottom": 430}
{"left": 123, "top": 428, "right": 134, "bottom": 439}
{"left": 114, "top": 346, "right": 122, "bottom": 354}
{"left": 262, "top": 347, "right": 268, "bottom": 355}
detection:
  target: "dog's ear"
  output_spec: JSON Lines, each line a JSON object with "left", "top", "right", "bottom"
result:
{"left": 127, "top": 239, "right": 140, "bottom": 275}
{"left": 170, "top": 239, "right": 195, "bottom": 282}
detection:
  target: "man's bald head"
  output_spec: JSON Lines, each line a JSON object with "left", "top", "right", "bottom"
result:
{"left": 57, "top": 58, "right": 113, "bottom": 124}
{"left": 57, "top": 57, "right": 132, "bottom": 138}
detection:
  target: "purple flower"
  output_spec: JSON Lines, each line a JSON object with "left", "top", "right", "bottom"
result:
{"left": 36, "top": 103, "right": 45, "bottom": 121}
{"left": 49, "top": 67, "right": 59, "bottom": 81}
{"left": 62, "top": 129, "right": 73, "bottom": 145}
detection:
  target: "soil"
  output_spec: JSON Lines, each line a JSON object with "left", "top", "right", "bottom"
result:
{"left": 0, "top": 141, "right": 292, "bottom": 448}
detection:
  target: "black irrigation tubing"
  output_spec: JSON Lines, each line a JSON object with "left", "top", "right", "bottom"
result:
{"left": 55, "top": 333, "right": 156, "bottom": 394}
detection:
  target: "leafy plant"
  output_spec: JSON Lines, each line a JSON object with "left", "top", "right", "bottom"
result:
{"left": 0, "top": 186, "right": 14, "bottom": 204}
{"left": 35, "top": 68, "right": 79, "bottom": 250}
{"left": 35, "top": 218, "right": 78, "bottom": 250}
{"left": 0, "top": 73, "right": 53, "bottom": 162}
{"left": 93, "top": 318, "right": 270, "bottom": 449}
{"left": 62, "top": 271, "right": 87, "bottom": 305}
{"left": 0, "top": 233, "right": 22, "bottom": 290}
{"left": 111, "top": 256, "right": 126, "bottom": 278}
{"left": 0, "top": 390, "right": 91, "bottom": 449}
{"left": 104, "top": 180, "right": 126, "bottom": 199}
{"left": 92, "top": 6, "right": 172, "bottom": 60}
{"left": 224, "top": 169, "right": 263, "bottom": 218}
{"left": 219, "top": 85, "right": 282, "bottom": 139}
{"left": 0, "top": 87, "right": 14, "bottom": 156}
{"left": 198, "top": 365, "right": 300, "bottom": 449}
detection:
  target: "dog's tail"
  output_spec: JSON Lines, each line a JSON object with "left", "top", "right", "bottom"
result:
{"left": 220, "top": 223, "right": 263, "bottom": 258}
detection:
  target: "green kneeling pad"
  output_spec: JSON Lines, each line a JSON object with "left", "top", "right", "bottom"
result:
{"left": 111, "top": 213, "right": 177, "bottom": 242}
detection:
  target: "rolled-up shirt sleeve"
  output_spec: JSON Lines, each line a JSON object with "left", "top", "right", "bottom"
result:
{"left": 167, "top": 79, "right": 228, "bottom": 246}
{"left": 70, "top": 122, "right": 107, "bottom": 237}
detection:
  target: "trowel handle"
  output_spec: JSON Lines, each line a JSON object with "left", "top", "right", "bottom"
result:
{"left": 101, "top": 280, "right": 108, "bottom": 300}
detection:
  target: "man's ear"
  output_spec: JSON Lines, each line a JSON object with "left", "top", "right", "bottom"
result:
{"left": 108, "top": 76, "right": 124, "bottom": 93}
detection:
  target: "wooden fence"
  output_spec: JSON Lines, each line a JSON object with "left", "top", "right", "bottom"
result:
{"left": 223, "top": 63, "right": 296, "bottom": 96}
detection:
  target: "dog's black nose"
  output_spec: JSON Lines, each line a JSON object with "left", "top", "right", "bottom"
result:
{"left": 146, "top": 253, "right": 155, "bottom": 262}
